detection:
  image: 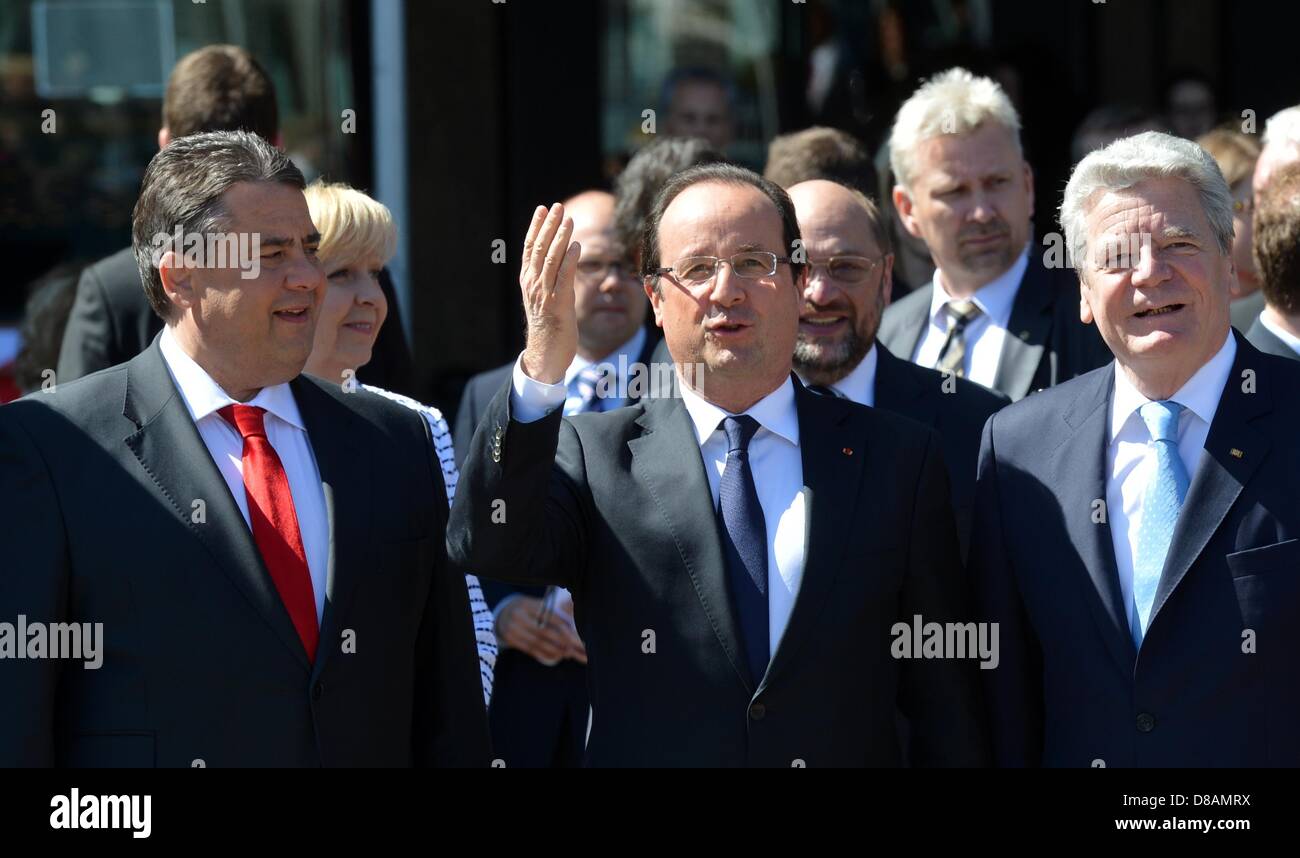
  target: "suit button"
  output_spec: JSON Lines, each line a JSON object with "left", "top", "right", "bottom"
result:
{"left": 749, "top": 703, "right": 766, "bottom": 721}
{"left": 312, "top": 681, "right": 324, "bottom": 701}
{"left": 1136, "top": 712, "right": 1155, "bottom": 732}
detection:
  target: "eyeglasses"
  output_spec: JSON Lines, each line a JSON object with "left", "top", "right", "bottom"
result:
{"left": 576, "top": 259, "right": 633, "bottom": 283}
{"left": 805, "top": 255, "right": 883, "bottom": 284}
{"left": 654, "top": 251, "right": 790, "bottom": 285}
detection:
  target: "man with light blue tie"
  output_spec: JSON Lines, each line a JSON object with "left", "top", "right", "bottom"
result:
{"left": 971, "top": 131, "right": 1300, "bottom": 767}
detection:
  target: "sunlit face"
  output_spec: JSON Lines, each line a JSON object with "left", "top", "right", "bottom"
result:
{"left": 788, "top": 180, "right": 893, "bottom": 386}
{"left": 646, "top": 181, "right": 802, "bottom": 406}
{"left": 164, "top": 181, "right": 324, "bottom": 397}
{"left": 894, "top": 122, "right": 1034, "bottom": 293}
{"left": 1078, "top": 177, "right": 1233, "bottom": 387}
{"left": 665, "top": 81, "right": 734, "bottom": 150}
{"left": 304, "top": 254, "right": 388, "bottom": 384}
{"left": 567, "top": 192, "right": 647, "bottom": 359}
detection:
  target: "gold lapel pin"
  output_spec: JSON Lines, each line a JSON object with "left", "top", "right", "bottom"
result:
{"left": 842, "top": 447, "right": 854, "bottom": 456}
{"left": 1230, "top": 448, "right": 1244, "bottom": 459}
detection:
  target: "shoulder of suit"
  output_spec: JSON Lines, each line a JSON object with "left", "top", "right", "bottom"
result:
{"left": 84, "top": 246, "right": 148, "bottom": 303}
{"left": 464, "top": 361, "right": 515, "bottom": 397}
{"left": 984, "top": 362, "right": 1110, "bottom": 441}
{"left": 0, "top": 363, "right": 131, "bottom": 443}
{"left": 882, "top": 281, "right": 933, "bottom": 319}
{"left": 299, "top": 375, "right": 430, "bottom": 440}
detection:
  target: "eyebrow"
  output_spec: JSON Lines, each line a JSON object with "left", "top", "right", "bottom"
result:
{"left": 260, "top": 232, "right": 321, "bottom": 248}
{"left": 1160, "top": 226, "right": 1198, "bottom": 240}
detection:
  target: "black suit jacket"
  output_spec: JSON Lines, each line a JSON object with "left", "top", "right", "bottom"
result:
{"left": 1245, "top": 316, "right": 1298, "bottom": 360}
{"left": 877, "top": 254, "right": 1113, "bottom": 401}
{"left": 872, "top": 345, "right": 1009, "bottom": 556}
{"left": 0, "top": 340, "right": 489, "bottom": 767}
{"left": 56, "top": 247, "right": 414, "bottom": 394}
{"left": 447, "top": 374, "right": 990, "bottom": 767}
{"left": 971, "top": 332, "right": 1300, "bottom": 766}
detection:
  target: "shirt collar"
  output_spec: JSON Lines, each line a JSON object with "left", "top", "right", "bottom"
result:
{"left": 930, "top": 243, "right": 1030, "bottom": 329}
{"left": 158, "top": 326, "right": 306, "bottom": 430}
{"left": 798, "top": 342, "right": 877, "bottom": 406}
{"left": 677, "top": 372, "right": 800, "bottom": 449}
{"left": 1258, "top": 311, "right": 1300, "bottom": 356}
{"left": 1109, "top": 330, "right": 1237, "bottom": 443}
{"left": 564, "top": 326, "right": 648, "bottom": 386}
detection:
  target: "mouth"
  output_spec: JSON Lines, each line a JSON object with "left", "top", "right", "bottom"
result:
{"left": 342, "top": 321, "right": 375, "bottom": 334}
{"left": 799, "top": 312, "right": 849, "bottom": 335}
{"left": 273, "top": 307, "right": 311, "bottom": 325}
{"left": 961, "top": 233, "right": 1007, "bottom": 248}
{"left": 706, "top": 319, "right": 751, "bottom": 336}
{"left": 1133, "top": 303, "right": 1185, "bottom": 319}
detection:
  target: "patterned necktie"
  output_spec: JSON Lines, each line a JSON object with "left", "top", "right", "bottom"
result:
{"left": 716, "top": 415, "right": 769, "bottom": 685}
{"left": 219, "top": 404, "right": 319, "bottom": 661}
{"left": 1131, "top": 400, "right": 1190, "bottom": 646}
{"left": 936, "top": 300, "right": 983, "bottom": 377}
{"left": 573, "top": 363, "right": 613, "bottom": 414}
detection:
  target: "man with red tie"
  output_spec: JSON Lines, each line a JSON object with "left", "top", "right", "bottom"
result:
{"left": 0, "top": 131, "right": 489, "bottom": 767}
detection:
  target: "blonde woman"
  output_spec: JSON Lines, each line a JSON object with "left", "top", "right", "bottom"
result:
{"left": 302, "top": 180, "right": 496, "bottom": 705}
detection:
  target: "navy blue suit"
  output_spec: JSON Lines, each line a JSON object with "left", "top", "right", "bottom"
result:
{"left": 971, "top": 332, "right": 1300, "bottom": 766}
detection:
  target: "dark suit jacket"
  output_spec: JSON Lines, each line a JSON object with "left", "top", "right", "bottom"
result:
{"left": 56, "top": 247, "right": 414, "bottom": 394}
{"left": 877, "top": 254, "right": 1113, "bottom": 401}
{"left": 872, "top": 344, "right": 1009, "bottom": 556}
{"left": 970, "top": 332, "right": 1300, "bottom": 767}
{"left": 1246, "top": 315, "right": 1298, "bottom": 360}
{"left": 451, "top": 330, "right": 660, "bottom": 767}
{"left": 0, "top": 340, "right": 490, "bottom": 767}
{"left": 447, "top": 373, "right": 990, "bottom": 767}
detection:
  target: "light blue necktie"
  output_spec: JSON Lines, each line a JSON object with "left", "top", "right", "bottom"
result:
{"left": 571, "top": 363, "right": 613, "bottom": 415}
{"left": 1131, "top": 400, "right": 1190, "bottom": 646}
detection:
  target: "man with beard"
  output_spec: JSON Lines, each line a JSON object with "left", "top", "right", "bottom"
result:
{"left": 878, "top": 68, "right": 1111, "bottom": 401}
{"left": 788, "top": 179, "right": 1007, "bottom": 555}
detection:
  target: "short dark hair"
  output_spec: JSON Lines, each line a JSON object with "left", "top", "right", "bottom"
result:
{"left": 163, "top": 45, "right": 278, "bottom": 141}
{"left": 764, "top": 126, "right": 877, "bottom": 197}
{"left": 1254, "top": 162, "right": 1300, "bottom": 315}
{"left": 132, "top": 130, "right": 305, "bottom": 321}
{"left": 639, "top": 162, "right": 804, "bottom": 290}
{"left": 614, "top": 136, "right": 725, "bottom": 257}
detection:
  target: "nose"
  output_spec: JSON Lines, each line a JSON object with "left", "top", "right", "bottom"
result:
{"left": 1130, "top": 237, "right": 1170, "bottom": 287}
{"left": 804, "top": 265, "right": 839, "bottom": 306}
{"left": 707, "top": 260, "right": 746, "bottom": 307}
{"left": 357, "top": 271, "right": 384, "bottom": 306}
{"left": 287, "top": 252, "right": 323, "bottom": 292}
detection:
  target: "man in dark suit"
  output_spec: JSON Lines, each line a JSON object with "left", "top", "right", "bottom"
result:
{"left": 57, "top": 44, "right": 411, "bottom": 394}
{"left": 877, "top": 68, "right": 1111, "bottom": 401}
{"left": 454, "top": 189, "right": 658, "bottom": 767}
{"left": 786, "top": 179, "right": 1007, "bottom": 554}
{"left": 0, "top": 131, "right": 488, "bottom": 767}
{"left": 449, "top": 163, "right": 989, "bottom": 767}
{"left": 1245, "top": 163, "right": 1300, "bottom": 361}
{"left": 973, "top": 131, "right": 1300, "bottom": 767}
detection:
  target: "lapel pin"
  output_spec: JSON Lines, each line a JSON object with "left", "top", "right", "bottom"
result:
{"left": 1230, "top": 448, "right": 1244, "bottom": 459}
{"left": 842, "top": 447, "right": 854, "bottom": 456}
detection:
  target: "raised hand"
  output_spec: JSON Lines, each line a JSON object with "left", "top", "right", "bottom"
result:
{"left": 519, "top": 203, "right": 581, "bottom": 384}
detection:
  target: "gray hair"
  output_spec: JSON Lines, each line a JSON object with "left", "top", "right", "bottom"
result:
{"left": 132, "top": 130, "right": 304, "bottom": 321}
{"left": 1263, "top": 105, "right": 1300, "bottom": 149}
{"left": 1060, "top": 130, "right": 1233, "bottom": 272}
{"left": 888, "top": 67, "right": 1022, "bottom": 189}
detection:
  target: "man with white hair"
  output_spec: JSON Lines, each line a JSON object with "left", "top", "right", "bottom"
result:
{"left": 971, "top": 131, "right": 1300, "bottom": 767}
{"left": 878, "top": 68, "right": 1111, "bottom": 401}
{"left": 1232, "top": 105, "right": 1300, "bottom": 331}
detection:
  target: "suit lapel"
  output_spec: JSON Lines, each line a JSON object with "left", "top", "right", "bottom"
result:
{"left": 762, "top": 380, "right": 864, "bottom": 690}
{"left": 898, "top": 283, "right": 933, "bottom": 360}
{"left": 1150, "top": 334, "right": 1270, "bottom": 626}
{"left": 122, "top": 341, "right": 311, "bottom": 671}
{"left": 292, "top": 377, "right": 374, "bottom": 680}
{"left": 627, "top": 395, "right": 751, "bottom": 694}
{"left": 1053, "top": 366, "right": 1136, "bottom": 673}
{"left": 994, "top": 258, "right": 1053, "bottom": 400}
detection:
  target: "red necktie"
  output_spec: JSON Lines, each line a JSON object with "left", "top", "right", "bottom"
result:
{"left": 219, "top": 404, "right": 319, "bottom": 661}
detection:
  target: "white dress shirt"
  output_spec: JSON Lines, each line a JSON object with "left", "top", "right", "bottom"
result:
{"left": 561, "top": 327, "right": 647, "bottom": 413}
{"left": 1105, "top": 332, "right": 1236, "bottom": 639}
{"left": 159, "top": 327, "right": 329, "bottom": 624}
{"left": 1258, "top": 312, "right": 1300, "bottom": 356}
{"left": 511, "top": 362, "right": 808, "bottom": 660}
{"left": 913, "top": 245, "right": 1029, "bottom": 389}
{"left": 802, "top": 343, "right": 877, "bottom": 406}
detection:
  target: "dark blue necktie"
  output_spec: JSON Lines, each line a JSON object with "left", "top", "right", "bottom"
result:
{"left": 716, "top": 415, "right": 769, "bottom": 685}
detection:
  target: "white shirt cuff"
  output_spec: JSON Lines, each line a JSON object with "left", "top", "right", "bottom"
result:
{"left": 510, "top": 352, "right": 567, "bottom": 423}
